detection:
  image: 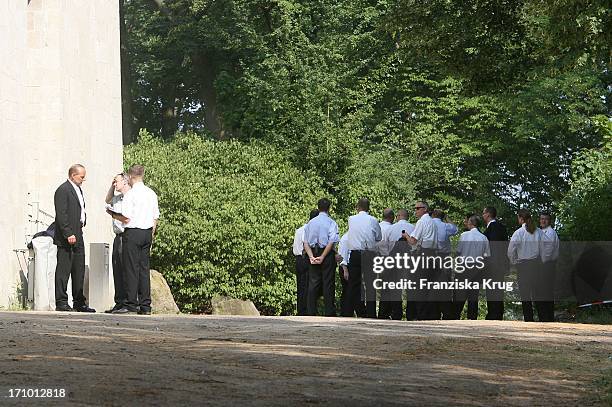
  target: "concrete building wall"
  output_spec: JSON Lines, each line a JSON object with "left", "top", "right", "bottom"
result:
{"left": 0, "top": 0, "right": 122, "bottom": 308}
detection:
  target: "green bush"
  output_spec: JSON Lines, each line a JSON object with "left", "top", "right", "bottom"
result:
{"left": 124, "top": 131, "right": 325, "bottom": 314}
{"left": 558, "top": 115, "right": 612, "bottom": 240}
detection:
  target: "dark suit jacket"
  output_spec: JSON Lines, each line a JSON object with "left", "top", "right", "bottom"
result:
{"left": 54, "top": 180, "right": 85, "bottom": 248}
{"left": 484, "top": 220, "right": 508, "bottom": 242}
{"left": 484, "top": 220, "right": 509, "bottom": 276}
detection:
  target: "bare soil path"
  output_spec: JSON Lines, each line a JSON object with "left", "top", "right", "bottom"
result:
{"left": 0, "top": 312, "right": 611, "bottom": 406}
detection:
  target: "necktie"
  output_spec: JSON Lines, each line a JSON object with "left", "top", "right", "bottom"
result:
{"left": 78, "top": 186, "right": 87, "bottom": 226}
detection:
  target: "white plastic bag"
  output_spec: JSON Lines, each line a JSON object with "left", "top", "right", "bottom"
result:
{"left": 31, "top": 236, "right": 73, "bottom": 310}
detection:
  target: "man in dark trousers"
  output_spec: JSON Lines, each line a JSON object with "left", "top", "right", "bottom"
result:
{"left": 292, "top": 209, "right": 319, "bottom": 316}
{"left": 482, "top": 206, "right": 508, "bottom": 320}
{"left": 344, "top": 198, "right": 382, "bottom": 318}
{"left": 110, "top": 165, "right": 160, "bottom": 315}
{"left": 303, "top": 198, "right": 339, "bottom": 316}
{"left": 104, "top": 173, "right": 131, "bottom": 313}
{"left": 53, "top": 164, "right": 95, "bottom": 312}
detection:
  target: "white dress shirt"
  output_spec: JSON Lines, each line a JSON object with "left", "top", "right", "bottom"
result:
{"left": 292, "top": 225, "right": 306, "bottom": 256}
{"left": 376, "top": 220, "right": 394, "bottom": 256}
{"left": 457, "top": 227, "right": 490, "bottom": 259}
{"left": 410, "top": 213, "right": 438, "bottom": 249}
{"left": 68, "top": 179, "right": 86, "bottom": 225}
{"left": 110, "top": 194, "right": 125, "bottom": 234}
{"left": 432, "top": 217, "right": 458, "bottom": 254}
{"left": 347, "top": 211, "right": 382, "bottom": 251}
{"left": 338, "top": 233, "right": 351, "bottom": 266}
{"left": 388, "top": 219, "right": 415, "bottom": 242}
{"left": 507, "top": 224, "right": 543, "bottom": 264}
{"left": 121, "top": 181, "right": 160, "bottom": 230}
{"left": 540, "top": 226, "right": 559, "bottom": 263}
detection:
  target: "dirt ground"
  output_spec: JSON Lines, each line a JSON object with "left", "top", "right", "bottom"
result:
{"left": 0, "top": 312, "right": 611, "bottom": 406}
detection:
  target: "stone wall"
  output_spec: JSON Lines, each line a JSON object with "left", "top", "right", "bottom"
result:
{"left": 0, "top": 0, "right": 122, "bottom": 308}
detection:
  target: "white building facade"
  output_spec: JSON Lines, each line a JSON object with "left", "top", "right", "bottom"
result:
{"left": 0, "top": 0, "right": 122, "bottom": 308}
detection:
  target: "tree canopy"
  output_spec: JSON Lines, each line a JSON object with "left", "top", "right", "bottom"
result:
{"left": 120, "top": 0, "right": 610, "bottom": 312}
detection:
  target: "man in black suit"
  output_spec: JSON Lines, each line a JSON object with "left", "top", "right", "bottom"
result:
{"left": 482, "top": 206, "right": 508, "bottom": 320}
{"left": 53, "top": 164, "right": 95, "bottom": 312}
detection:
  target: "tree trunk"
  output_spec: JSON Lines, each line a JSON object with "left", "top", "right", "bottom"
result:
{"left": 193, "top": 53, "right": 226, "bottom": 139}
{"left": 119, "top": 0, "right": 135, "bottom": 145}
{"left": 160, "top": 83, "right": 178, "bottom": 139}
{"left": 147, "top": 0, "right": 227, "bottom": 139}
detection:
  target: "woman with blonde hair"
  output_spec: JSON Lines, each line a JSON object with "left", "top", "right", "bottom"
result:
{"left": 507, "top": 209, "right": 546, "bottom": 322}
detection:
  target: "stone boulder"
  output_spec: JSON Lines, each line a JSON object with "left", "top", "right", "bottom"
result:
{"left": 211, "top": 295, "right": 260, "bottom": 316}
{"left": 151, "top": 270, "right": 180, "bottom": 314}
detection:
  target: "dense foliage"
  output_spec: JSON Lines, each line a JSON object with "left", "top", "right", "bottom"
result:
{"left": 558, "top": 116, "right": 612, "bottom": 240}
{"left": 124, "top": 132, "right": 325, "bottom": 314}
{"left": 120, "top": 0, "right": 610, "bottom": 312}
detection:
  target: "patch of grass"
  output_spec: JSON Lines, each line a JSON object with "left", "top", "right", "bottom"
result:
{"left": 501, "top": 344, "right": 543, "bottom": 354}
{"left": 499, "top": 343, "right": 579, "bottom": 371}
{"left": 576, "top": 304, "right": 612, "bottom": 325}
{"left": 593, "top": 368, "right": 612, "bottom": 405}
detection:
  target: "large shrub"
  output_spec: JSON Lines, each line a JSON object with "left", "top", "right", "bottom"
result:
{"left": 124, "top": 132, "right": 325, "bottom": 314}
{"left": 558, "top": 116, "right": 612, "bottom": 240}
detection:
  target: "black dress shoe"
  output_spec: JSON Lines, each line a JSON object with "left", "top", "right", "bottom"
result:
{"left": 105, "top": 305, "right": 124, "bottom": 314}
{"left": 75, "top": 305, "right": 96, "bottom": 313}
{"left": 56, "top": 305, "right": 73, "bottom": 312}
{"left": 137, "top": 309, "right": 151, "bottom": 315}
{"left": 112, "top": 307, "right": 137, "bottom": 315}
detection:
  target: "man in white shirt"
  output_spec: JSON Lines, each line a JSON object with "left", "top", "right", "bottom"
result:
{"left": 538, "top": 211, "right": 559, "bottom": 322}
{"left": 454, "top": 215, "right": 490, "bottom": 319}
{"left": 292, "top": 209, "right": 319, "bottom": 316}
{"left": 507, "top": 209, "right": 545, "bottom": 322}
{"left": 405, "top": 203, "right": 438, "bottom": 250}
{"left": 381, "top": 209, "right": 416, "bottom": 319}
{"left": 376, "top": 208, "right": 395, "bottom": 256}
{"left": 104, "top": 173, "right": 131, "bottom": 313}
{"left": 539, "top": 212, "right": 559, "bottom": 263}
{"left": 403, "top": 201, "right": 438, "bottom": 320}
{"left": 344, "top": 198, "right": 382, "bottom": 318}
{"left": 388, "top": 209, "right": 415, "bottom": 247}
{"left": 110, "top": 165, "right": 160, "bottom": 315}
{"left": 337, "top": 232, "right": 350, "bottom": 316}
{"left": 377, "top": 209, "right": 401, "bottom": 320}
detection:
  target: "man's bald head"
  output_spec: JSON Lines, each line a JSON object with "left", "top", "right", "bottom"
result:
{"left": 68, "top": 164, "right": 85, "bottom": 177}
{"left": 68, "top": 164, "right": 86, "bottom": 186}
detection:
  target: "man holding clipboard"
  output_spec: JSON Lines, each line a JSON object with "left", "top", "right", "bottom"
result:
{"left": 107, "top": 165, "right": 160, "bottom": 315}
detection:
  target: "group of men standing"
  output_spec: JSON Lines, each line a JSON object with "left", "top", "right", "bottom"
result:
{"left": 53, "top": 164, "right": 159, "bottom": 314}
{"left": 293, "top": 198, "right": 559, "bottom": 322}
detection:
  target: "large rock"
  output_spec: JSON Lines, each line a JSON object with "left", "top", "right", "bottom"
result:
{"left": 151, "top": 270, "right": 180, "bottom": 314}
{"left": 211, "top": 296, "right": 260, "bottom": 316}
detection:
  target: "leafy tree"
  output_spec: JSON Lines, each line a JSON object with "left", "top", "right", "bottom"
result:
{"left": 520, "top": 0, "right": 610, "bottom": 69}
{"left": 120, "top": 0, "right": 611, "bottom": 313}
